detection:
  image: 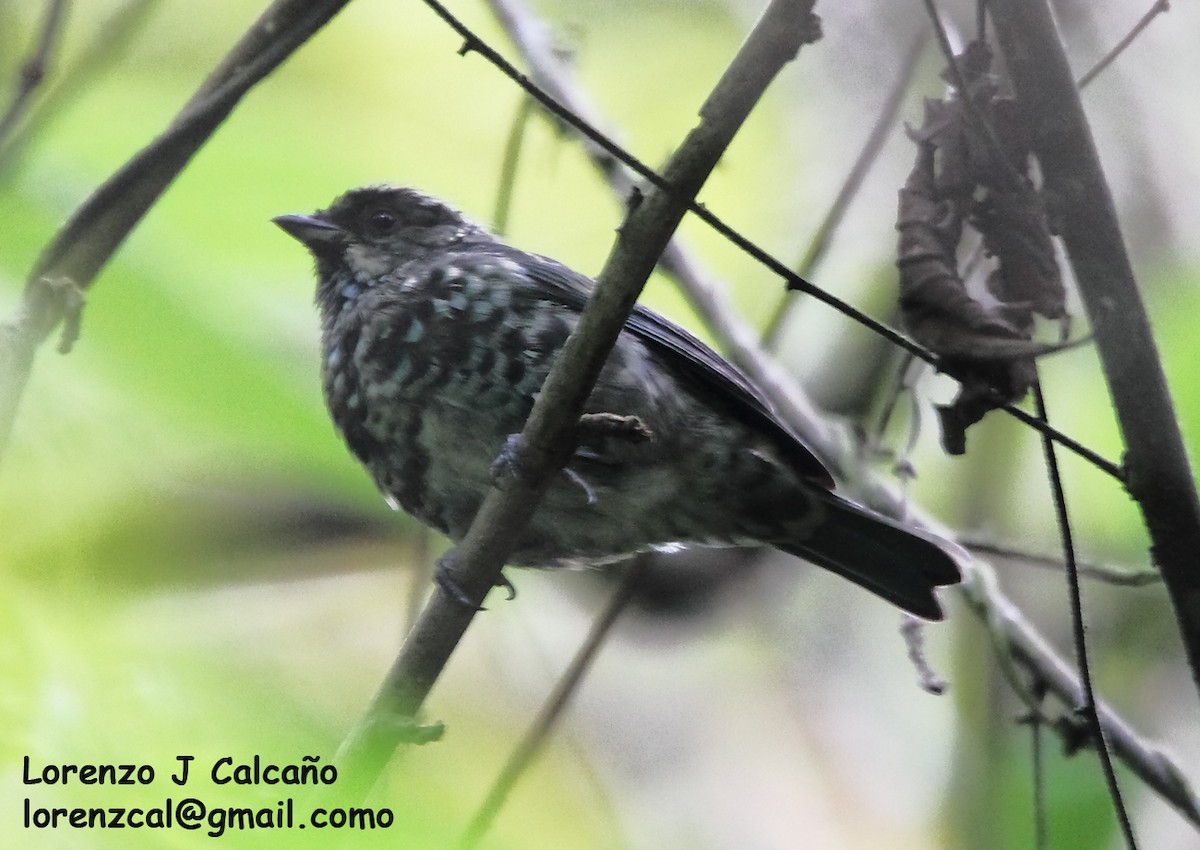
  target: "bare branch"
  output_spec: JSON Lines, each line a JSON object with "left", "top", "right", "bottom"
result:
{"left": 0, "top": 0, "right": 162, "bottom": 176}
{"left": 482, "top": 0, "right": 1119, "bottom": 482}
{"left": 1032, "top": 381, "right": 1137, "bottom": 846}
{"left": 962, "top": 562, "right": 1200, "bottom": 828}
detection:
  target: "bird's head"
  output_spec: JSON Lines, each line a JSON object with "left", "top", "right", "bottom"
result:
{"left": 274, "top": 185, "right": 485, "bottom": 316}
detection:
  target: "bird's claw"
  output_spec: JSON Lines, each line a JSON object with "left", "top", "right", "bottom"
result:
{"left": 490, "top": 433, "right": 535, "bottom": 489}
{"left": 563, "top": 466, "right": 597, "bottom": 505}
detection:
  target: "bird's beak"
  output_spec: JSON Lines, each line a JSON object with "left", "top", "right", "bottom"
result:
{"left": 272, "top": 213, "right": 345, "bottom": 250}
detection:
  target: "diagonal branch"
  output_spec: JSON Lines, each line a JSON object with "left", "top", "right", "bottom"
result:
{"left": 961, "top": 563, "right": 1200, "bottom": 829}
{"left": 0, "top": 0, "right": 354, "bottom": 460}
{"left": 1076, "top": 0, "right": 1172, "bottom": 89}
{"left": 988, "top": 0, "right": 1200, "bottom": 698}
{"left": 330, "top": 0, "right": 819, "bottom": 801}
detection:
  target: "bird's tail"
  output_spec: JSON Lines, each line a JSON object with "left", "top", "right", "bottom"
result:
{"left": 775, "top": 494, "right": 964, "bottom": 620}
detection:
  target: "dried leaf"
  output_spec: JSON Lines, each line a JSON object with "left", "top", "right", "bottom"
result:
{"left": 895, "top": 40, "right": 1072, "bottom": 455}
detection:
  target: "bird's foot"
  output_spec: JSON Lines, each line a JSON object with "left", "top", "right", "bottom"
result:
{"left": 435, "top": 553, "right": 478, "bottom": 609}
{"left": 434, "top": 552, "right": 516, "bottom": 611}
{"left": 490, "top": 433, "right": 539, "bottom": 490}
{"left": 491, "top": 416, "right": 650, "bottom": 490}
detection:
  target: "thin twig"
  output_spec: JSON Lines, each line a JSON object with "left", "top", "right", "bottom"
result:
{"left": 0, "top": 0, "right": 355, "bottom": 461}
{"left": 990, "top": 0, "right": 1200, "bottom": 700}
{"left": 330, "top": 0, "right": 818, "bottom": 802}
{"left": 1076, "top": 0, "right": 1172, "bottom": 90}
{"left": 460, "top": 558, "right": 647, "bottom": 849}
{"left": 1033, "top": 381, "right": 1138, "bottom": 847}
{"left": 762, "top": 30, "right": 927, "bottom": 348}
{"left": 0, "top": 0, "right": 162, "bottom": 178}
{"left": 999, "top": 404, "right": 1121, "bottom": 479}
{"left": 962, "top": 537, "right": 1161, "bottom": 587}
{"left": 493, "top": 96, "right": 536, "bottom": 235}
{"left": 0, "top": 0, "right": 69, "bottom": 148}
{"left": 1020, "top": 683, "right": 1049, "bottom": 850}
{"left": 900, "top": 615, "right": 947, "bottom": 694}
{"left": 872, "top": 353, "right": 917, "bottom": 444}
{"left": 486, "top": 0, "right": 1200, "bottom": 826}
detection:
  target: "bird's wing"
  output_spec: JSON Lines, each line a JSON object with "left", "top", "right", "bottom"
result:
{"left": 469, "top": 245, "right": 835, "bottom": 488}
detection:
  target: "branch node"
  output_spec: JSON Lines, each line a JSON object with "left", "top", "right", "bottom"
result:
{"left": 390, "top": 717, "right": 446, "bottom": 746}
{"left": 458, "top": 35, "right": 480, "bottom": 57}
{"left": 1055, "top": 710, "right": 1095, "bottom": 756}
{"left": 26, "top": 275, "right": 86, "bottom": 354}
{"left": 799, "top": 10, "right": 823, "bottom": 45}
{"left": 20, "top": 60, "right": 46, "bottom": 88}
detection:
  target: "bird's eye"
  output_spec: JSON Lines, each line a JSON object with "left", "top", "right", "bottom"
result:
{"left": 365, "top": 208, "right": 398, "bottom": 237}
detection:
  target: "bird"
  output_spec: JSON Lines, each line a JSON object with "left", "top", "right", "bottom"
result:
{"left": 273, "top": 186, "right": 963, "bottom": 620}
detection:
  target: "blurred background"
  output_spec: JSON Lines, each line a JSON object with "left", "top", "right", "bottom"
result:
{"left": 2, "top": 0, "right": 1199, "bottom": 847}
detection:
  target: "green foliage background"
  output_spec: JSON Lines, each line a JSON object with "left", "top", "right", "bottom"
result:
{"left": 2, "top": 0, "right": 1199, "bottom": 847}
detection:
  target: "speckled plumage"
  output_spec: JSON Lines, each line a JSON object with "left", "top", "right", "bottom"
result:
{"left": 274, "top": 186, "right": 962, "bottom": 619}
